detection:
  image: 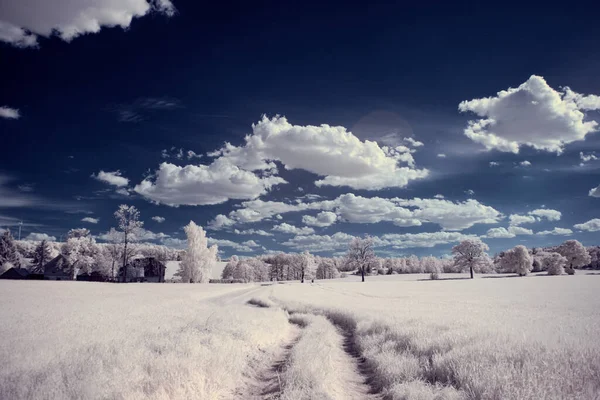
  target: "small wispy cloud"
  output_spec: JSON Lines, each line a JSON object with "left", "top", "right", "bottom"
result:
{"left": 0, "top": 106, "right": 20, "bottom": 119}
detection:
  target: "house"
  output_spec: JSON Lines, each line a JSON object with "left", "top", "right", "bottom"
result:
{"left": 43, "top": 255, "right": 73, "bottom": 280}
{"left": 119, "top": 257, "right": 166, "bottom": 283}
{"left": 77, "top": 271, "right": 108, "bottom": 282}
{"left": 0, "top": 267, "right": 30, "bottom": 280}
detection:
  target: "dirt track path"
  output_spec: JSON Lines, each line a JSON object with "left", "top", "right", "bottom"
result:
{"left": 235, "top": 322, "right": 302, "bottom": 399}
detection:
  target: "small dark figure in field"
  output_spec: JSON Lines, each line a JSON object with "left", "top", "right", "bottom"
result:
{"left": 311, "top": 279, "right": 314, "bottom": 283}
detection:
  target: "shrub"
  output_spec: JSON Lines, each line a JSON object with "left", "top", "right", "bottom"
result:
{"left": 430, "top": 271, "right": 440, "bottom": 280}
{"left": 378, "top": 268, "right": 386, "bottom": 275}
{"left": 565, "top": 267, "right": 575, "bottom": 275}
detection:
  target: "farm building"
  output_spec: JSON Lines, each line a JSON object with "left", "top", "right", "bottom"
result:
{"left": 0, "top": 267, "right": 30, "bottom": 280}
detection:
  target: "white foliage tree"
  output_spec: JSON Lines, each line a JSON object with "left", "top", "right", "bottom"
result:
{"left": 452, "top": 239, "right": 491, "bottom": 279}
{"left": 500, "top": 245, "right": 533, "bottom": 276}
{"left": 114, "top": 205, "right": 143, "bottom": 282}
{"left": 177, "top": 221, "right": 218, "bottom": 283}
{"left": 222, "top": 255, "right": 239, "bottom": 279}
{"left": 421, "top": 256, "right": 442, "bottom": 279}
{"left": 61, "top": 229, "right": 98, "bottom": 279}
{"left": 541, "top": 252, "right": 568, "bottom": 276}
{"left": 345, "top": 236, "right": 375, "bottom": 282}
{"left": 556, "top": 240, "right": 591, "bottom": 275}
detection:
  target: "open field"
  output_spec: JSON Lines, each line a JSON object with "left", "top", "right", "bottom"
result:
{"left": 1, "top": 274, "right": 599, "bottom": 399}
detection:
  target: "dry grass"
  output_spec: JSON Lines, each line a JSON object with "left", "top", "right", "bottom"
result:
{"left": 270, "top": 275, "right": 600, "bottom": 400}
{"left": 0, "top": 281, "right": 291, "bottom": 400}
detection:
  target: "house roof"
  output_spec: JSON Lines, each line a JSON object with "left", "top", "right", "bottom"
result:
{"left": 0, "top": 267, "right": 30, "bottom": 279}
{"left": 43, "top": 254, "right": 71, "bottom": 276}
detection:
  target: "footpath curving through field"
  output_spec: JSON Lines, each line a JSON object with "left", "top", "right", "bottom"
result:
{"left": 239, "top": 294, "right": 382, "bottom": 400}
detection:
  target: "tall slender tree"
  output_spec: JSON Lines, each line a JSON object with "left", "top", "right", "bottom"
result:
{"left": 114, "top": 205, "right": 143, "bottom": 282}
{"left": 33, "top": 239, "right": 52, "bottom": 273}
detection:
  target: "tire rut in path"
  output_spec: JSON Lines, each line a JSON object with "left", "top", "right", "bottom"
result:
{"left": 236, "top": 322, "right": 302, "bottom": 400}
{"left": 334, "top": 325, "right": 382, "bottom": 400}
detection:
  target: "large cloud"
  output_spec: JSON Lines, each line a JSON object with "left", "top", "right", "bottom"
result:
{"left": 0, "top": 0, "right": 175, "bottom": 48}
{"left": 573, "top": 219, "right": 600, "bottom": 232}
{"left": 211, "top": 116, "right": 429, "bottom": 190}
{"left": 459, "top": 75, "right": 600, "bottom": 153}
{"left": 208, "top": 193, "right": 502, "bottom": 232}
{"left": 134, "top": 160, "right": 286, "bottom": 206}
{"left": 282, "top": 232, "right": 356, "bottom": 252}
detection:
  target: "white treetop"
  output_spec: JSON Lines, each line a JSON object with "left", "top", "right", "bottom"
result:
{"left": 501, "top": 245, "right": 533, "bottom": 276}
{"left": 556, "top": 240, "right": 591, "bottom": 272}
{"left": 346, "top": 236, "right": 376, "bottom": 282}
{"left": 541, "top": 252, "right": 568, "bottom": 275}
{"left": 61, "top": 229, "right": 98, "bottom": 279}
{"left": 452, "top": 239, "right": 490, "bottom": 279}
{"left": 114, "top": 205, "right": 143, "bottom": 281}
{"left": 178, "top": 221, "right": 218, "bottom": 283}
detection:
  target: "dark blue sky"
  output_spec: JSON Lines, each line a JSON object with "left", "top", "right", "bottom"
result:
{"left": 1, "top": 1, "right": 599, "bottom": 257}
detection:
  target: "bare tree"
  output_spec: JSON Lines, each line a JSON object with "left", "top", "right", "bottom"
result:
{"left": 346, "top": 236, "right": 375, "bottom": 282}
{"left": 114, "top": 205, "right": 143, "bottom": 282}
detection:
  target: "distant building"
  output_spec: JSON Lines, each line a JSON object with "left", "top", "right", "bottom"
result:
{"left": 119, "top": 257, "right": 166, "bottom": 283}
{"left": 43, "top": 255, "right": 73, "bottom": 280}
{"left": 0, "top": 267, "right": 30, "bottom": 280}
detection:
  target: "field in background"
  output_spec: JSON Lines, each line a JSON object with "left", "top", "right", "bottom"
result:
{"left": 1, "top": 274, "right": 599, "bottom": 399}
{"left": 268, "top": 274, "right": 600, "bottom": 399}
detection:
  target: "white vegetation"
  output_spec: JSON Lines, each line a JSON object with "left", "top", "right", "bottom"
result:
{"left": 345, "top": 236, "right": 376, "bottom": 282}
{"left": 0, "top": 282, "right": 290, "bottom": 400}
{"left": 114, "top": 205, "right": 144, "bottom": 282}
{"left": 61, "top": 229, "right": 98, "bottom": 279}
{"left": 500, "top": 245, "right": 533, "bottom": 276}
{"left": 272, "top": 274, "right": 600, "bottom": 400}
{"left": 556, "top": 240, "right": 592, "bottom": 274}
{"left": 176, "top": 221, "right": 218, "bottom": 283}
{"left": 541, "top": 252, "right": 568, "bottom": 275}
{"left": 451, "top": 239, "right": 492, "bottom": 278}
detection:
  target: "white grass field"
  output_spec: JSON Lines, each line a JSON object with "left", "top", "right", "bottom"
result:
{"left": 1, "top": 274, "right": 599, "bottom": 400}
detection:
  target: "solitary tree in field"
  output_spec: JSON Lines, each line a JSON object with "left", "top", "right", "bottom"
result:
{"left": 296, "top": 251, "right": 316, "bottom": 283}
{"left": 500, "top": 245, "right": 533, "bottom": 276}
{"left": 32, "top": 240, "right": 53, "bottom": 273}
{"left": 452, "top": 239, "right": 490, "bottom": 279}
{"left": 177, "top": 221, "right": 218, "bottom": 283}
{"left": 556, "top": 240, "right": 591, "bottom": 275}
{"left": 114, "top": 205, "right": 143, "bottom": 282}
{"left": 346, "top": 236, "right": 375, "bottom": 282}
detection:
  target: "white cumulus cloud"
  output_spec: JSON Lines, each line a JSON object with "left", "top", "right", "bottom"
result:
{"left": 0, "top": 0, "right": 176, "bottom": 48}
{"left": 537, "top": 227, "right": 573, "bottom": 236}
{"left": 212, "top": 116, "right": 429, "bottom": 191}
{"left": 24, "top": 232, "right": 56, "bottom": 241}
{"left": 302, "top": 211, "right": 337, "bottom": 227}
{"left": 573, "top": 218, "right": 600, "bottom": 232}
{"left": 272, "top": 223, "right": 315, "bottom": 235}
{"left": 590, "top": 185, "right": 600, "bottom": 198}
{"left": 81, "top": 217, "right": 99, "bottom": 224}
{"left": 151, "top": 216, "right": 165, "bottom": 223}
{"left": 459, "top": 75, "right": 600, "bottom": 153}
{"left": 92, "top": 170, "right": 129, "bottom": 187}
{"left": 134, "top": 160, "right": 286, "bottom": 206}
